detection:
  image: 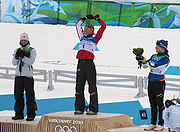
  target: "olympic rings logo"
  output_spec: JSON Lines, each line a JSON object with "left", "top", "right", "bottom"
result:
{"left": 55, "top": 125, "right": 77, "bottom": 132}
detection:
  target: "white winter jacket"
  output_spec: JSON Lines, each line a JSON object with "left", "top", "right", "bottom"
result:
{"left": 12, "top": 44, "right": 36, "bottom": 77}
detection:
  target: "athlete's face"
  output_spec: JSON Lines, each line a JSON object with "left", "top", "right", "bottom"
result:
{"left": 20, "top": 40, "right": 29, "bottom": 46}
{"left": 155, "top": 45, "right": 165, "bottom": 53}
{"left": 83, "top": 26, "right": 92, "bottom": 36}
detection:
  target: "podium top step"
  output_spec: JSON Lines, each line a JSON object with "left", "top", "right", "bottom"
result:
{"left": 44, "top": 111, "right": 126, "bottom": 119}
{"left": 0, "top": 116, "right": 41, "bottom": 124}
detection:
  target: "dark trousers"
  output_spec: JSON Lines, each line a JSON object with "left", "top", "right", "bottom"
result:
{"left": 75, "top": 59, "right": 98, "bottom": 112}
{"left": 14, "top": 76, "right": 36, "bottom": 118}
{"left": 148, "top": 81, "right": 165, "bottom": 126}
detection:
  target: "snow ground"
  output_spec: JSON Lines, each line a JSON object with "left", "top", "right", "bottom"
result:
{"left": 0, "top": 23, "right": 180, "bottom": 118}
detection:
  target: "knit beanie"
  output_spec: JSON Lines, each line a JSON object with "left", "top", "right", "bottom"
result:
{"left": 156, "top": 39, "right": 168, "bottom": 50}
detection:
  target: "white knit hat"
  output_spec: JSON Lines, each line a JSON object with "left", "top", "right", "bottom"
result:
{"left": 20, "top": 32, "right": 29, "bottom": 41}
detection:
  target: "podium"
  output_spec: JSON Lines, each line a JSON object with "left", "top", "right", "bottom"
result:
{"left": 0, "top": 116, "right": 40, "bottom": 132}
{"left": 39, "top": 111, "right": 134, "bottom": 132}
{"left": 0, "top": 111, "right": 134, "bottom": 132}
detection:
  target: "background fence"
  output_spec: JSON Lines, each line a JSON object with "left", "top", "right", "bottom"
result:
{"left": 1, "top": 0, "right": 180, "bottom": 28}
{"left": 0, "top": 67, "right": 180, "bottom": 98}
{"left": 0, "top": 67, "right": 47, "bottom": 82}
{"left": 54, "top": 70, "right": 137, "bottom": 88}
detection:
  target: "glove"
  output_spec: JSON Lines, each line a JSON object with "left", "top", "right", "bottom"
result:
{"left": 81, "top": 17, "right": 87, "bottom": 21}
{"left": 137, "top": 56, "right": 147, "bottom": 69}
{"left": 82, "top": 14, "right": 94, "bottom": 21}
{"left": 15, "top": 48, "right": 24, "bottom": 59}
{"left": 133, "top": 48, "right": 144, "bottom": 56}
{"left": 94, "top": 14, "right": 101, "bottom": 22}
{"left": 15, "top": 52, "right": 19, "bottom": 59}
{"left": 86, "top": 14, "right": 94, "bottom": 19}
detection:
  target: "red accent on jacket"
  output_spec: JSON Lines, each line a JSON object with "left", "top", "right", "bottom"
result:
{"left": 76, "top": 19, "right": 106, "bottom": 60}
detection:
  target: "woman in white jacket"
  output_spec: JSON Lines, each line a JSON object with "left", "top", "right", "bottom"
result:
{"left": 12, "top": 32, "right": 37, "bottom": 121}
